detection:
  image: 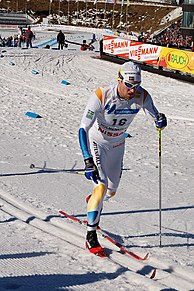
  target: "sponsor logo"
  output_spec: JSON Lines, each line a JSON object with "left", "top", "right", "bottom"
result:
{"left": 99, "top": 127, "right": 125, "bottom": 137}
{"left": 93, "top": 141, "right": 100, "bottom": 166}
{"left": 105, "top": 104, "right": 116, "bottom": 114}
{"left": 100, "top": 123, "right": 126, "bottom": 131}
{"left": 86, "top": 109, "right": 94, "bottom": 120}
{"left": 129, "top": 45, "right": 159, "bottom": 61}
{"left": 115, "top": 108, "right": 139, "bottom": 114}
{"left": 166, "top": 51, "right": 189, "bottom": 69}
{"left": 103, "top": 39, "right": 129, "bottom": 54}
{"left": 105, "top": 104, "right": 139, "bottom": 115}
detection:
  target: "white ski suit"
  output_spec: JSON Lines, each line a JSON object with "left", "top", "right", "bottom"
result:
{"left": 79, "top": 83, "right": 159, "bottom": 230}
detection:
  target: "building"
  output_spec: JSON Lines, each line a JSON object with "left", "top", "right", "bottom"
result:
{"left": 181, "top": 0, "right": 194, "bottom": 44}
{"left": 0, "top": 12, "right": 31, "bottom": 26}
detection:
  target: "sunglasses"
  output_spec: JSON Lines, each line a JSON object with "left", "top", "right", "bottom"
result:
{"left": 124, "top": 82, "right": 141, "bottom": 89}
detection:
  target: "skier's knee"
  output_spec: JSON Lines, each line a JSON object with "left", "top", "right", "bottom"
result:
{"left": 107, "top": 189, "right": 116, "bottom": 197}
{"left": 105, "top": 189, "right": 117, "bottom": 200}
{"left": 92, "top": 183, "right": 107, "bottom": 203}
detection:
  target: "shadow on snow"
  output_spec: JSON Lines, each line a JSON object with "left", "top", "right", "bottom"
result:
{"left": 0, "top": 251, "right": 54, "bottom": 260}
{"left": 0, "top": 267, "right": 128, "bottom": 291}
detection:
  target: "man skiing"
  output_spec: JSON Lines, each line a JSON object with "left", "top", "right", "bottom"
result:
{"left": 78, "top": 61, "right": 167, "bottom": 257}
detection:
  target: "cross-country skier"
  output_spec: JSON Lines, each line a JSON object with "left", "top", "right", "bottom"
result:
{"left": 79, "top": 61, "right": 167, "bottom": 257}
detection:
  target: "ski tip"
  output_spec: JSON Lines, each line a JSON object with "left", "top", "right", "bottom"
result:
{"left": 59, "top": 210, "right": 66, "bottom": 217}
{"left": 150, "top": 268, "right": 157, "bottom": 279}
{"left": 30, "top": 163, "right": 35, "bottom": 169}
{"left": 143, "top": 253, "right": 149, "bottom": 260}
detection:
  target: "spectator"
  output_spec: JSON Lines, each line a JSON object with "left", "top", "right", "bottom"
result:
{"left": 150, "top": 19, "right": 192, "bottom": 50}
{"left": 0, "top": 36, "right": 6, "bottom": 47}
{"left": 57, "top": 30, "right": 65, "bottom": 50}
{"left": 191, "top": 41, "right": 194, "bottom": 52}
{"left": 24, "top": 26, "right": 34, "bottom": 49}
{"left": 6, "top": 36, "right": 12, "bottom": 47}
{"left": 80, "top": 39, "right": 94, "bottom": 51}
{"left": 99, "top": 38, "right": 103, "bottom": 58}
{"left": 18, "top": 27, "right": 23, "bottom": 47}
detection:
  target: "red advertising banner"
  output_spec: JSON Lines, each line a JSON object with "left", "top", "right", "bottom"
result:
{"left": 103, "top": 35, "right": 194, "bottom": 75}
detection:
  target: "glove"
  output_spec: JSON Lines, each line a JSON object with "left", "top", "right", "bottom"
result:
{"left": 155, "top": 113, "right": 167, "bottom": 130}
{"left": 84, "top": 157, "right": 100, "bottom": 184}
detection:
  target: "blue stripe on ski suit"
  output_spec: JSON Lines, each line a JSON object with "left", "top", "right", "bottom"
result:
{"left": 79, "top": 128, "right": 92, "bottom": 160}
{"left": 87, "top": 211, "right": 98, "bottom": 226}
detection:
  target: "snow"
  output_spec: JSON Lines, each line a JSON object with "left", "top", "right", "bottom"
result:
{"left": 0, "top": 26, "right": 194, "bottom": 291}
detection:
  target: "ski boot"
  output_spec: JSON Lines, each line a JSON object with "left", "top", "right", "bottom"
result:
{"left": 86, "top": 230, "right": 106, "bottom": 258}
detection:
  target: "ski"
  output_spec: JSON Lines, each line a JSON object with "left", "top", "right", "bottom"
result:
{"left": 59, "top": 210, "right": 149, "bottom": 261}
{"left": 29, "top": 162, "right": 130, "bottom": 175}
{"left": 58, "top": 211, "right": 107, "bottom": 257}
{"left": 29, "top": 163, "right": 85, "bottom": 175}
{"left": 59, "top": 210, "right": 156, "bottom": 279}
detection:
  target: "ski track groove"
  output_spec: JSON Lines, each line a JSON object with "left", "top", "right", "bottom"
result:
{"left": 0, "top": 207, "right": 165, "bottom": 291}
{"left": 1, "top": 69, "right": 193, "bottom": 124}
{"left": 0, "top": 71, "right": 66, "bottom": 99}
{"left": 1, "top": 189, "right": 194, "bottom": 290}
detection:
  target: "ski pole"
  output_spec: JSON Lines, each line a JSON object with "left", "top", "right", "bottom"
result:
{"left": 158, "top": 128, "right": 162, "bottom": 247}
{"left": 29, "top": 163, "right": 85, "bottom": 175}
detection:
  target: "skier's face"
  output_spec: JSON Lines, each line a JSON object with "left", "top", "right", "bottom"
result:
{"left": 118, "top": 80, "right": 140, "bottom": 100}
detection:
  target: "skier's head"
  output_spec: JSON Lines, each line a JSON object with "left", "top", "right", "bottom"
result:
{"left": 118, "top": 61, "right": 141, "bottom": 85}
{"left": 117, "top": 61, "right": 141, "bottom": 100}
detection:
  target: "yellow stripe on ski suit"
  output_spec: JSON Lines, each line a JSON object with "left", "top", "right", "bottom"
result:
{"left": 95, "top": 87, "right": 103, "bottom": 104}
{"left": 87, "top": 184, "right": 107, "bottom": 212}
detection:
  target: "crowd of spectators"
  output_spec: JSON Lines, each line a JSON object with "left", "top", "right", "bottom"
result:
{"left": 0, "top": 35, "right": 18, "bottom": 47}
{"left": 138, "top": 19, "right": 193, "bottom": 51}
{"left": 0, "top": 26, "right": 35, "bottom": 48}
{"left": 0, "top": 18, "right": 193, "bottom": 51}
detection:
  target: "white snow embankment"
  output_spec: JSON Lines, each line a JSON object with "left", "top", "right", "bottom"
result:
{"left": 0, "top": 188, "right": 172, "bottom": 291}
{"left": 1, "top": 189, "right": 194, "bottom": 290}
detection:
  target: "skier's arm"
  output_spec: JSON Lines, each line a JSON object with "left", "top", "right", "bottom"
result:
{"left": 79, "top": 88, "right": 103, "bottom": 183}
{"left": 142, "top": 91, "right": 167, "bottom": 129}
{"left": 79, "top": 88, "right": 102, "bottom": 159}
